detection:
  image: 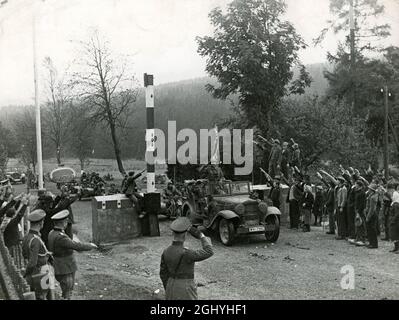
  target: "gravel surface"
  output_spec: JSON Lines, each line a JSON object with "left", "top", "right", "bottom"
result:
{"left": 69, "top": 199, "right": 399, "bottom": 300}
{"left": 11, "top": 183, "right": 399, "bottom": 300}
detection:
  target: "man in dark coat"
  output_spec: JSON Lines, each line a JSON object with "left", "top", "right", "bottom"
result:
{"left": 365, "top": 183, "right": 379, "bottom": 249}
{"left": 123, "top": 170, "right": 146, "bottom": 217}
{"left": 160, "top": 217, "right": 213, "bottom": 300}
{"left": 22, "top": 210, "right": 55, "bottom": 300}
{"left": 52, "top": 185, "right": 78, "bottom": 239}
{"left": 281, "top": 142, "right": 291, "bottom": 180}
{"left": 268, "top": 139, "right": 282, "bottom": 178}
{"left": 336, "top": 177, "right": 348, "bottom": 240}
{"left": 346, "top": 177, "right": 357, "bottom": 242}
{"left": 2, "top": 196, "right": 28, "bottom": 269}
{"left": 34, "top": 189, "right": 58, "bottom": 247}
{"left": 287, "top": 178, "right": 304, "bottom": 229}
{"left": 313, "top": 186, "right": 324, "bottom": 226}
{"left": 325, "top": 181, "right": 336, "bottom": 235}
{"left": 269, "top": 176, "right": 282, "bottom": 209}
{"left": 354, "top": 180, "right": 367, "bottom": 246}
{"left": 47, "top": 210, "right": 97, "bottom": 299}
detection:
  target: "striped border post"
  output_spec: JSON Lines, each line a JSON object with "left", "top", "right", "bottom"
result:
{"left": 144, "top": 73, "right": 155, "bottom": 193}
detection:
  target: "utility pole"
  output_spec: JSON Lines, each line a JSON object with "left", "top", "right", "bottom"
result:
{"left": 349, "top": 0, "right": 356, "bottom": 113}
{"left": 382, "top": 86, "right": 391, "bottom": 181}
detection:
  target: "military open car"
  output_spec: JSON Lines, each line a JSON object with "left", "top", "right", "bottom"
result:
{"left": 181, "top": 180, "right": 281, "bottom": 246}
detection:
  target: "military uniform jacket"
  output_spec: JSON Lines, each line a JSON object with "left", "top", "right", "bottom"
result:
{"left": 123, "top": 173, "right": 142, "bottom": 195}
{"left": 160, "top": 237, "right": 213, "bottom": 290}
{"left": 22, "top": 230, "right": 51, "bottom": 276}
{"left": 47, "top": 228, "right": 93, "bottom": 275}
{"left": 365, "top": 193, "right": 379, "bottom": 221}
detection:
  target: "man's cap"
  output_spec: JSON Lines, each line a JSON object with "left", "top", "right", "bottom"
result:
{"left": 316, "top": 185, "right": 323, "bottom": 190}
{"left": 170, "top": 217, "right": 192, "bottom": 233}
{"left": 274, "top": 139, "right": 281, "bottom": 144}
{"left": 51, "top": 210, "right": 70, "bottom": 221}
{"left": 368, "top": 183, "right": 378, "bottom": 192}
{"left": 28, "top": 209, "right": 46, "bottom": 222}
{"left": 274, "top": 175, "right": 281, "bottom": 180}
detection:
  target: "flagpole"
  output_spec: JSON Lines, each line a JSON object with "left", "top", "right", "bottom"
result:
{"left": 32, "top": 8, "right": 44, "bottom": 190}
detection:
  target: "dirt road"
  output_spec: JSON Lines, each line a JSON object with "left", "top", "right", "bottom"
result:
{"left": 67, "top": 199, "right": 399, "bottom": 300}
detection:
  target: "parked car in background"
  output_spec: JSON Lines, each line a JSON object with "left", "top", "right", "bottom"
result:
{"left": 6, "top": 172, "right": 26, "bottom": 185}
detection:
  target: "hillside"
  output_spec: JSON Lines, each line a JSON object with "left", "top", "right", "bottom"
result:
{"left": 0, "top": 63, "right": 330, "bottom": 160}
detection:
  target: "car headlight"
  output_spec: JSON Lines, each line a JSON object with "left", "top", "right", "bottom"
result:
{"left": 258, "top": 202, "right": 268, "bottom": 214}
{"left": 234, "top": 204, "right": 245, "bottom": 215}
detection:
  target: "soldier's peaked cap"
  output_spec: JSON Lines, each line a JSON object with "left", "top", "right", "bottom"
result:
{"left": 51, "top": 209, "right": 70, "bottom": 221}
{"left": 170, "top": 217, "right": 192, "bottom": 233}
{"left": 28, "top": 209, "right": 46, "bottom": 222}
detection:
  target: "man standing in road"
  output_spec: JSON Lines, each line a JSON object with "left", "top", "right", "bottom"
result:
{"left": 287, "top": 178, "right": 303, "bottom": 230}
{"left": 160, "top": 217, "right": 214, "bottom": 300}
{"left": 336, "top": 177, "right": 348, "bottom": 240}
{"left": 365, "top": 183, "right": 379, "bottom": 249}
{"left": 47, "top": 210, "right": 97, "bottom": 299}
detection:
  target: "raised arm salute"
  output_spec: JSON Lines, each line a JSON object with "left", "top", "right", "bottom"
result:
{"left": 160, "top": 217, "right": 213, "bottom": 300}
{"left": 47, "top": 210, "right": 97, "bottom": 300}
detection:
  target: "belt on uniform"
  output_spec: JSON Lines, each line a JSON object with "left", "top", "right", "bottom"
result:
{"left": 169, "top": 274, "right": 194, "bottom": 280}
{"left": 53, "top": 253, "right": 73, "bottom": 258}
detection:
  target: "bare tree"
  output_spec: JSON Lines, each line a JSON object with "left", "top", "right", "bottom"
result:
{"left": 43, "top": 57, "right": 73, "bottom": 165}
{"left": 69, "top": 102, "right": 95, "bottom": 171}
{"left": 71, "top": 31, "right": 138, "bottom": 174}
{"left": 12, "top": 107, "right": 37, "bottom": 172}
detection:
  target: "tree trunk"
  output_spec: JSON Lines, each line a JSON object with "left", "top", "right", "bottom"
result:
{"left": 56, "top": 145, "right": 61, "bottom": 165}
{"left": 109, "top": 121, "right": 125, "bottom": 174}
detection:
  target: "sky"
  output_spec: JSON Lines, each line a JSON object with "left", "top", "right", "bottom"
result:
{"left": 0, "top": 0, "right": 398, "bottom": 106}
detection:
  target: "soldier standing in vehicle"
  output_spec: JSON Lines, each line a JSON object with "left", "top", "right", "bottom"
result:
{"left": 47, "top": 210, "right": 97, "bottom": 299}
{"left": 160, "top": 217, "right": 213, "bottom": 300}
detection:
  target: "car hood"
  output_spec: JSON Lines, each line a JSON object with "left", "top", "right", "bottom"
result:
{"left": 214, "top": 195, "right": 258, "bottom": 205}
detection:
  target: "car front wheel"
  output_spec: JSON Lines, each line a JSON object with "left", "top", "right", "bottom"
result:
{"left": 264, "top": 215, "right": 280, "bottom": 242}
{"left": 219, "top": 218, "right": 236, "bottom": 246}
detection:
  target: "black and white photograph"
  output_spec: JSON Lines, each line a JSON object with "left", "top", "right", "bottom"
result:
{"left": 0, "top": 0, "right": 399, "bottom": 305}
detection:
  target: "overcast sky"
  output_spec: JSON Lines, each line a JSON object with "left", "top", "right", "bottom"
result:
{"left": 0, "top": 0, "right": 398, "bottom": 106}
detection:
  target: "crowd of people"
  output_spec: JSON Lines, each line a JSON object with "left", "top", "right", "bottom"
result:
{"left": 260, "top": 161, "right": 399, "bottom": 253}
{"left": 0, "top": 183, "right": 97, "bottom": 300}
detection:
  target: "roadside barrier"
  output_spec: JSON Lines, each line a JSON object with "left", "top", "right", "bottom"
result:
{"left": 0, "top": 233, "right": 34, "bottom": 300}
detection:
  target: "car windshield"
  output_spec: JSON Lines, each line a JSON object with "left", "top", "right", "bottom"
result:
{"left": 230, "top": 182, "right": 250, "bottom": 195}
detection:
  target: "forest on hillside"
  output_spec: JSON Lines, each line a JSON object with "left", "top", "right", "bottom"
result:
{"left": 0, "top": 63, "right": 329, "bottom": 163}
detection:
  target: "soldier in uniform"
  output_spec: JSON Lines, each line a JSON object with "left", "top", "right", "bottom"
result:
{"left": 268, "top": 139, "right": 282, "bottom": 178}
{"left": 22, "top": 210, "right": 55, "bottom": 300}
{"left": 47, "top": 210, "right": 97, "bottom": 300}
{"left": 269, "top": 176, "right": 282, "bottom": 209}
{"left": 122, "top": 170, "right": 146, "bottom": 217}
{"left": 160, "top": 217, "right": 214, "bottom": 300}
{"left": 365, "top": 183, "right": 379, "bottom": 249}
{"left": 53, "top": 185, "right": 78, "bottom": 239}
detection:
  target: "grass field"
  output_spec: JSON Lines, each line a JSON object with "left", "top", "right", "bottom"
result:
{"left": 7, "top": 157, "right": 167, "bottom": 179}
